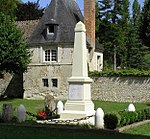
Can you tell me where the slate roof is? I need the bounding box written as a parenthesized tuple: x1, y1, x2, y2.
(16, 20, 39, 40)
(28, 0, 84, 44)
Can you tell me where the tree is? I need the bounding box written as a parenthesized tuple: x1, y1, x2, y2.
(0, 0, 20, 17)
(132, 0, 141, 28)
(126, 22, 148, 69)
(0, 12, 31, 74)
(115, 0, 130, 69)
(97, 0, 130, 70)
(124, 0, 149, 70)
(16, 1, 45, 21)
(139, 0, 150, 48)
(96, 0, 149, 70)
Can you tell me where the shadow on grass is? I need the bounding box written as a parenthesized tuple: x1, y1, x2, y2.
(0, 96, 24, 102)
(0, 124, 149, 139)
(0, 97, 16, 101)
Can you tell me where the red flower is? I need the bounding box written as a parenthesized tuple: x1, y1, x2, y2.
(37, 110, 46, 119)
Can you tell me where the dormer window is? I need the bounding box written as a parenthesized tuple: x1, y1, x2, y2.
(47, 24, 55, 34)
(44, 22, 58, 40)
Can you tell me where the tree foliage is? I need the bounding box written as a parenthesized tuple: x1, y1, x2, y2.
(97, 0, 130, 69)
(139, 0, 150, 48)
(96, 0, 149, 70)
(0, 12, 31, 74)
(0, 0, 20, 17)
(126, 0, 148, 70)
(132, 0, 141, 28)
(16, 1, 45, 21)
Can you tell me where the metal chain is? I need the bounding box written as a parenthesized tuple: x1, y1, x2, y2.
(26, 111, 94, 124)
(26, 111, 37, 118)
(46, 115, 94, 124)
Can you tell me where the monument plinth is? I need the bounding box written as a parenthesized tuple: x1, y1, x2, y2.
(60, 21, 95, 124)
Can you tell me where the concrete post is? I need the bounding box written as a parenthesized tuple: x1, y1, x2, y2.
(128, 103, 136, 112)
(57, 100, 64, 115)
(17, 104, 26, 123)
(95, 108, 104, 129)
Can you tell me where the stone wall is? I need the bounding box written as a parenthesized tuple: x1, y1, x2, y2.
(23, 64, 71, 100)
(91, 76, 150, 102)
(1, 74, 150, 102)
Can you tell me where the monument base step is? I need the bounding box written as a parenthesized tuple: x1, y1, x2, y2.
(64, 100, 94, 111)
(60, 110, 95, 125)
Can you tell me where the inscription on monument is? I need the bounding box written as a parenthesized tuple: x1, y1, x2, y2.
(69, 84, 82, 100)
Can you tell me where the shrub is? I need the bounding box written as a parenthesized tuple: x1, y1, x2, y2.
(118, 111, 138, 126)
(119, 111, 128, 126)
(136, 110, 143, 121)
(104, 108, 150, 129)
(104, 113, 121, 129)
(140, 109, 147, 120)
(128, 112, 138, 124)
(144, 108, 150, 120)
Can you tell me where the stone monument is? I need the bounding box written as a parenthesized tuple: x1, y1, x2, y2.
(60, 21, 95, 124)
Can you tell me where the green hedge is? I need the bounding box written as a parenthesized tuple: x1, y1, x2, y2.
(89, 69, 150, 77)
(104, 108, 150, 129)
(118, 111, 138, 126)
(104, 113, 121, 129)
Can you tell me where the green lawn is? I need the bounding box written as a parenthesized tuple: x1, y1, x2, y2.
(0, 98, 149, 114)
(0, 98, 44, 114)
(0, 99, 149, 139)
(94, 100, 149, 113)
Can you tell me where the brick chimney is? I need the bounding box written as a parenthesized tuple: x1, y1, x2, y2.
(84, 0, 95, 61)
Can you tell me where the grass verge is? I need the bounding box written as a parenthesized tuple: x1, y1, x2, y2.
(124, 122, 150, 136)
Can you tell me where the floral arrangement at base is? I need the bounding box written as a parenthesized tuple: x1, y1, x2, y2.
(36, 109, 60, 120)
(36, 110, 46, 120)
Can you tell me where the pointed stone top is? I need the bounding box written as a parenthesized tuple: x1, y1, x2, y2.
(75, 21, 86, 32)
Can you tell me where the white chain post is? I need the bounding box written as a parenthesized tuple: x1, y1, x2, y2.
(57, 100, 64, 115)
(95, 108, 104, 129)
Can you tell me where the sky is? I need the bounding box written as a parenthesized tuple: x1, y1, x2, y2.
(22, 0, 84, 11)
(22, 0, 144, 13)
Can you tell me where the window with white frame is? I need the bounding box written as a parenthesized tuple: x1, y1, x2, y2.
(44, 49, 57, 62)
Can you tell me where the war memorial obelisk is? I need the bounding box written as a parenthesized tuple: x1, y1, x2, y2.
(60, 21, 95, 124)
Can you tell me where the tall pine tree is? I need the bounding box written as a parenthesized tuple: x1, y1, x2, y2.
(126, 0, 148, 69)
(139, 0, 150, 48)
(132, 0, 141, 28)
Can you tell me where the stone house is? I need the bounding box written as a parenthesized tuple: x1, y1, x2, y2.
(18, 0, 103, 99)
